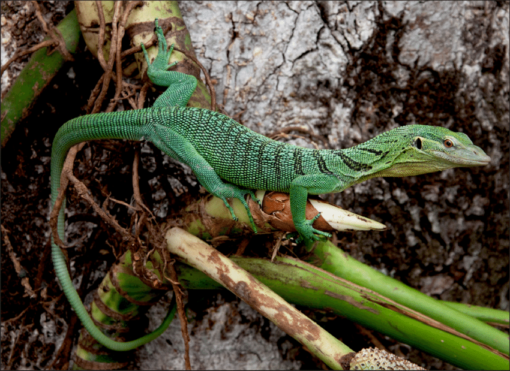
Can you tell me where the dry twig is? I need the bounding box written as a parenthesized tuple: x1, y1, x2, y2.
(165, 263, 192, 370)
(174, 46, 217, 111)
(0, 40, 56, 76)
(32, 1, 73, 61)
(1, 225, 36, 299)
(106, 1, 142, 112)
(91, 1, 122, 113)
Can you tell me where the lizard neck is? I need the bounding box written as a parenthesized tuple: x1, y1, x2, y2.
(324, 129, 429, 190)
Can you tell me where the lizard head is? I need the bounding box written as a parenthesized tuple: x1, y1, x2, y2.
(380, 125, 491, 177)
(407, 125, 490, 165)
(349, 125, 491, 180)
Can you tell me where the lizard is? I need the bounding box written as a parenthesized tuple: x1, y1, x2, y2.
(50, 20, 491, 351)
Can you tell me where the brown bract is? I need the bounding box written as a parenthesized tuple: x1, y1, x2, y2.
(260, 192, 334, 232)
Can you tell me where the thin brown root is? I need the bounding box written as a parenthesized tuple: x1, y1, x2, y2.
(234, 238, 250, 257)
(91, 1, 122, 113)
(66, 172, 134, 243)
(166, 263, 191, 370)
(3, 307, 29, 324)
(49, 143, 86, 248)
(106, 195, 139, 212)
(32, 1, 73, 61)
(1, 225, 37, 298)
(271, 232, 285, 262)
(85, 74, 105, 113)
(121, 88, 139, 110)
(175, 46, 217, 111)
(94, 0, 108, 72)
(137, 82, 151, 109)
(106, 1, 137, 112)
(132, 149, 153, 216)
(0, 40, 56, 76)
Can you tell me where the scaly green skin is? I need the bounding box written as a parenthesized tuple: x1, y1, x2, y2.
(50, 20, 491, 351)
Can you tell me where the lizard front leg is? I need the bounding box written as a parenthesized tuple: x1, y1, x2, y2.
(290, 175, 339, 249)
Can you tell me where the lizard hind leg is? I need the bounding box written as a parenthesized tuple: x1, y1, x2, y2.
(143, 20, 258, 232)
(212, 183, 259, 233)
(149, 126, 259, 233)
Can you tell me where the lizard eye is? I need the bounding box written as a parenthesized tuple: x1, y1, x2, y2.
(444, 139, 454, 148)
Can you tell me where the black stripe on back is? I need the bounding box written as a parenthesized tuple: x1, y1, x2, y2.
(334, 151, 373, 172)
(313, 150, 333, 174)
(257, 141, 271, 188)
(358, 147, 383, 156)
(293, 148, 305, 175)
(358, 147, 390, 161)
(274, 143, 286, 176)
(274, 143, 286, 190)
(232, 128, 248, 181)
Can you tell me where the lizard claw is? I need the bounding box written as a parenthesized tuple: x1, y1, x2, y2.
(247, 190, 261, 206)
(143, 19, 175, 73)
(215, 186, 258, 233)
(293, 213, 332, 248)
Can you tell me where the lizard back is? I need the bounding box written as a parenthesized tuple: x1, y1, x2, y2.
(153, 106, 331, 192)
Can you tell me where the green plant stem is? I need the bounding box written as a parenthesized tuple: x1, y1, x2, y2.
(1, 9, 81, 147)
(165, 228, 352, 369)
(308, 240, 509, 356)
(441, 301, 509, 326)
(171, 255, 508, 370)
(73, 250, 175, 368)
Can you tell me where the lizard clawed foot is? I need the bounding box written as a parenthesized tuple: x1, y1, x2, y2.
(246, 189, 261, 206)
(294, 212, 332, 247)
(215, 185, 259, 233)
(142, 19, 178, 75)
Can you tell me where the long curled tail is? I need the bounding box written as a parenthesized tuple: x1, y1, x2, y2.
(51, 109, 175, 351)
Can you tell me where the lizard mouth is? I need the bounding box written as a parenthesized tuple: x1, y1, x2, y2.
(468, 145, 491, 165)
(469, 157, 491, 165)
(465, 151, 491, 165)
(432, 148, 491, 166)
